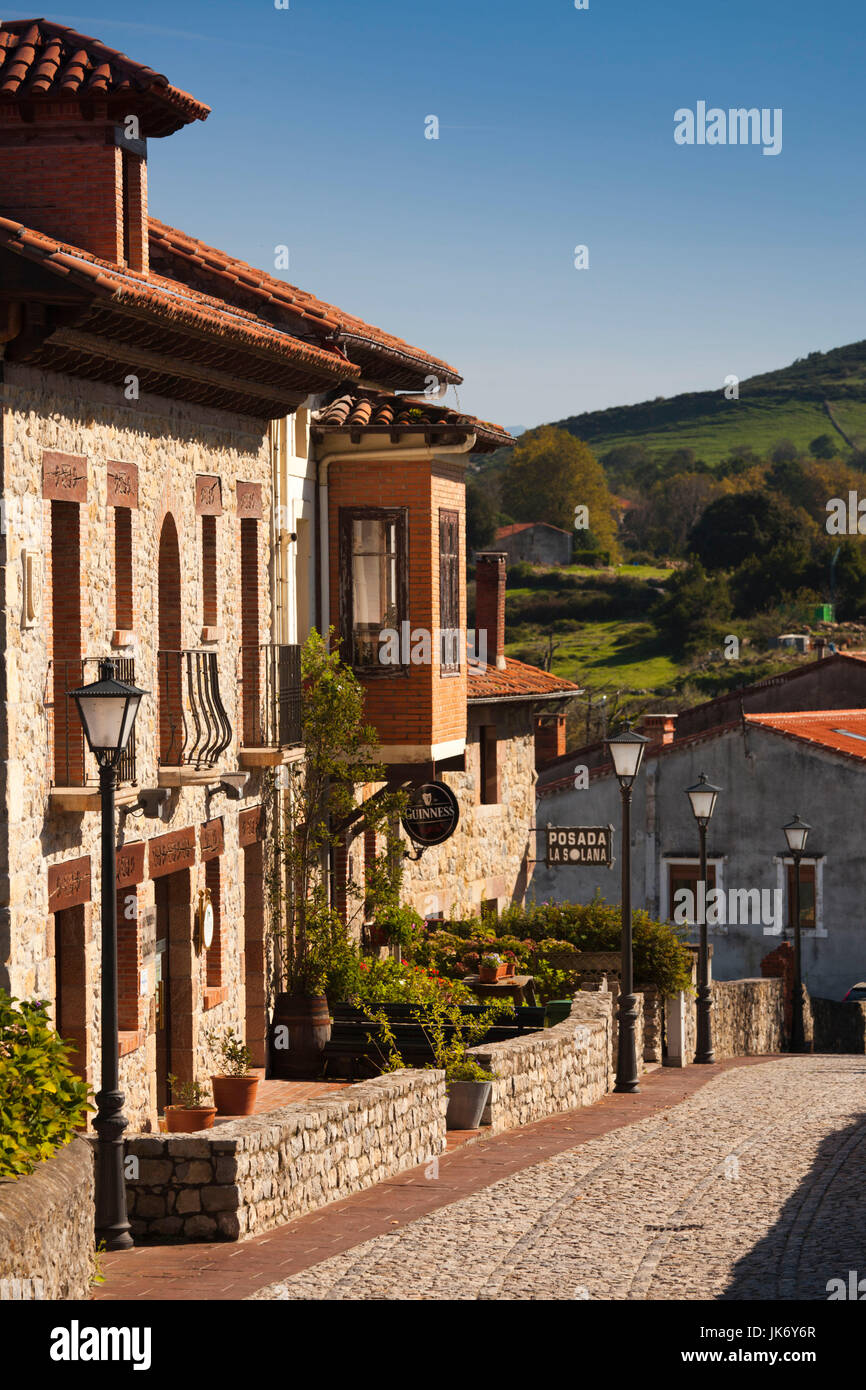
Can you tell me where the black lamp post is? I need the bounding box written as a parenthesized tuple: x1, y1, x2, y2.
(685, 772, 721, 1064)
(606, 722, 649, 1093)
(68, 658, 146, 1252)
(783, 814, 811, 1053)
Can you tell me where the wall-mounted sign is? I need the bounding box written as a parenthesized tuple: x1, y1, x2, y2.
(546, 826, 613, 866)
(401, 782, 460, 848)
(195, 890, 215, 953)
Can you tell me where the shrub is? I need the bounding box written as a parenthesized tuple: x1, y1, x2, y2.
(351, 955, 472, 1006)
(0, 991, 91, 1178)
(498, 898, 693, 996)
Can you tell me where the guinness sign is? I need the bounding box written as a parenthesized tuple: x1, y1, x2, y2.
(401, 781, 460, 848)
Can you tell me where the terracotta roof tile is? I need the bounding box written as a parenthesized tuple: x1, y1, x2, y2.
(148, 219, 462, 385)
(495, 522, 571, 539)
(746, 710, 866, 762)
(0, 19, 210, 135)
(0, 214, 354, 380)
(468, 657, 581, 702)
(312, 387, 513, 452)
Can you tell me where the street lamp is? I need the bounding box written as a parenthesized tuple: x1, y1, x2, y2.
(607, 722, 650, 1093)
(686, 772, 721, 1064)
(783, 814, 811, 1053)
(69, 658, 146, 1252)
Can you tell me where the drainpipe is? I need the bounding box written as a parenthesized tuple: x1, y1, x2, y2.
(315, 434, 477, 639)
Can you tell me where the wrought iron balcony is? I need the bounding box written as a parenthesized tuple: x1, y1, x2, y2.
(157, 648, 232, 771)
(239, 643, 302, 756)
(49, 656, 137, 793)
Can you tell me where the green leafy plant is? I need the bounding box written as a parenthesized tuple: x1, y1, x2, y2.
(0, 990, 91, 1178)
(480, 953, 502, 969)
(269, 629, 407, 997)
(359, 994, 513, 1084)
(352, 956, 472, 1006)
(203, 1026, 253, 1077)
(91, 1240, 107, 1288)
(166, 1075, 211, 1109)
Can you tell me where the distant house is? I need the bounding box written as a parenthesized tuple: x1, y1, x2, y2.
(494, 522, 572, 566)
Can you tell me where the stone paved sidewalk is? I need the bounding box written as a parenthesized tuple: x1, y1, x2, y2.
(251, 1055, 866, 1301)
(96, 1058, 764, 1301)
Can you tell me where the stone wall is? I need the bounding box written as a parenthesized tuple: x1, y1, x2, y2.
(0, 365, 275, 1131)
(712, 978, 786, 1058)
(666, 977, 786, 1064)
(125, 1069, 446, 1242)
(401, 704, 536, 918)
(0, 1136, 94, 1299)
(470, 993, 614, 1134)
(812, 997, 866, 1053)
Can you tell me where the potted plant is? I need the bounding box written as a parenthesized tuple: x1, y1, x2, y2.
(479, 952, 506, 983)
(204, 1026, 259, 1116)
(164, 1076, 216, 1133)
(443, 1057, 495, 1130)
(503, 950, 517, 978)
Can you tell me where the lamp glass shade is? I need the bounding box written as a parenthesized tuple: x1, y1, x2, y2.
(607, 725, 650, 783)
(783, 815, 810, 854)
(686, 773, 721, 823)
(68, 661, 147, 764)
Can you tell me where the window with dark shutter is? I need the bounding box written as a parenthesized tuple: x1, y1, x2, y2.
(480, 724, 499, 804)
(439, 508, 460, 675)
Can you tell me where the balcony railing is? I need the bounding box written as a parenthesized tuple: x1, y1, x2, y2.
(49, 656, 137, 787)
(157, 648, 232, 769)
(240, 643, 302, 748)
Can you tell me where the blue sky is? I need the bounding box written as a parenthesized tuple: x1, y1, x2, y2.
(9, 1, 865, 427)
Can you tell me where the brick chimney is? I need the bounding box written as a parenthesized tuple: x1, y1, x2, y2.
(0, 20, 209, 273)
(638, 713, 677, 747)
(475, 551, 507, 671)
(0, 107, 149, 271)
(535, 713, 566, 767)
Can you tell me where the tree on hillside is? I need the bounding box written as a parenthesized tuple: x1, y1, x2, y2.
(653, 563, 732, 657)
(809, 434, 837, 459)
(500, 426, 619, 559)
(688, 491, 794, 571)
(466, 478, 498, 552)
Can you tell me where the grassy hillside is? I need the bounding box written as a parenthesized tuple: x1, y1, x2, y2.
(544, 340, 866, 466)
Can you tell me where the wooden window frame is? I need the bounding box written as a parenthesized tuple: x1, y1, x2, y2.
(785, 861, 817, 930)
(439, 508, 460, 677)
(339, 506, 409, 677)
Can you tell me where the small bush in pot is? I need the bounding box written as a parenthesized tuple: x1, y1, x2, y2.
(204, 1026, 259, 1116)
(164, 1075, 216, 1133)
(479, 952, 505, 983)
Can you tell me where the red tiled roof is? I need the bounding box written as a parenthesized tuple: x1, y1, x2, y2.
(0, 19, 210, 135)
(0, 215, 355, 381)
(746, 710, 866, 762)
(148, 220, 462, 386)
(495, 522, 570, 539)
(312, 387, 512, 452)
(468, 657, 581, 702)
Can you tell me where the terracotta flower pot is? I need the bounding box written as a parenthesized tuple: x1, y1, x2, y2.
(504, 962, 516, 978)
(211, 1074, 259, 1116)
(479, 966, 498, 983)
(164, 1106, 216, 1133)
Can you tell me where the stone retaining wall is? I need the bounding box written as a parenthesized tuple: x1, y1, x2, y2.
(470, 993, 614, 1134)
(0, 1136, 94, 1299)
(812, 997, 866, 1053)
(712, 978, 786, 1058)
(125, 1069, 446, 1242)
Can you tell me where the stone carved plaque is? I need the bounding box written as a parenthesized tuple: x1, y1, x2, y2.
(48, 855, 91, 912)
(107, 461, 139, 509)
(115, 841, 146, 888)
(195, 474, 223, 516)
(199, 817, 224, 861)
(236, 481, 263, 520)
(238, 804, 266, 846)
(148, 826, 195, 879)
(42, 452, 87, 503)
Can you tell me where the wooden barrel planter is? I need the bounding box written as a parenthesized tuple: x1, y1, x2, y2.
(268, 993, 331, 1079)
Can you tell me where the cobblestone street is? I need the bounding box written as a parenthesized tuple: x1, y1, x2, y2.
(249, 1056, 866, 1301)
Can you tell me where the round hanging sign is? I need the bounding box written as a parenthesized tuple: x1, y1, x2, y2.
(401, 781, 460, 847)
(202, 901, 215, 950)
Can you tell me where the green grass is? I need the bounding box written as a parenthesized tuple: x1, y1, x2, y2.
(510, 620, 680, 692)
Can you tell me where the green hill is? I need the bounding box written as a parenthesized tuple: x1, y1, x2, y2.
(547, 340, 866, 467)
